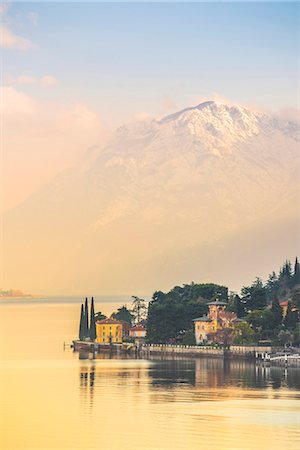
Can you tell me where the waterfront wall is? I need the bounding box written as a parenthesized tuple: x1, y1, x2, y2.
(228, 345, 272, 357)
(142, 344, 224, 357)
(142, 344, 276, 359)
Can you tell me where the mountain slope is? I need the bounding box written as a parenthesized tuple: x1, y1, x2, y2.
(3, 101, 300, 294)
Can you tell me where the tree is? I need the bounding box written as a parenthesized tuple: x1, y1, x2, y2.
(279, 260, 293, 290)
(293, 257, 300, 286)
(84, 297, 89, 338)
(181, 329, 196, 346)
(266, 271, 279, 301)
(270, 298, 283, 328)
(246, 309, 274, 339)
(241, 278, 267, 311)
(95, 311, 107, 321)
(89, 297, 96, 341)
(111, 305, 134, 325)
(146, 282, 225, 343)
(234, 294, 245, 318)
(277, 329, 294, 346)
(132, 296, 147, 323)
(79, 304, 85, 341)
(284, 302, 298, 329)
(233, 322, 254, 344)
(291, 286, 300, 309)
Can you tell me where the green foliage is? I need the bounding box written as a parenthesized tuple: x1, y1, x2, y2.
(79, 304, 85, 341)
(111, 305, 134, 325)
(291, 287, 300, 309)
(94, 311, 107, 321)
(294, 257, 300, 286)
(278, 260, 293, 293)
(232, 322, 254, 344)
(84, 297, 89, 337)
(284, 302, 298, 329)
(147, 282, 227, 343)
(270, 298, 283, 328)
(89, 297, 96, 341)
(232, 294, 245, 318)
(181, 329, 196, 345)
(266, 271, 279, 300)
(293, 325, 300, 346)
(246, 309, 275, 339)
(137, 258, 300, 345)
(277, 329, 294, 346)
(241, 278, 267, 311)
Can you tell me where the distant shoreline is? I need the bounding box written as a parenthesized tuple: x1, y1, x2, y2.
(0, 295, 34, 299)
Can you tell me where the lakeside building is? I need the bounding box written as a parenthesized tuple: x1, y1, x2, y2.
(129, 324, 147, 344)
(129, 325, 146, 338)
(279, 300, 298, 318)
(96, 318, 123, 344)
(193, 300, 238, 344)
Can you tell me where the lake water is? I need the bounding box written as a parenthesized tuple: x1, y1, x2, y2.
(0, 300, 299, 449)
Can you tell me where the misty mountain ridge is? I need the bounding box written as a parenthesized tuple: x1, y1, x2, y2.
(3, 101, 300, 294)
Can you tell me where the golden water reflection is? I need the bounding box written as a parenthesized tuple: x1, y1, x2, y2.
(0, 303, 299, 450)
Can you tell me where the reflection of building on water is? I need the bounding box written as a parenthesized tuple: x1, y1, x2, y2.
(77, 352, 300, 399)
(194, 358, 300, 390)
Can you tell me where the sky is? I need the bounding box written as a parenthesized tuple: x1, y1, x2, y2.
(1, 1, 299, 210)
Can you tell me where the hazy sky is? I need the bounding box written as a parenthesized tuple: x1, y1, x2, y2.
(2, 1, 298, 211)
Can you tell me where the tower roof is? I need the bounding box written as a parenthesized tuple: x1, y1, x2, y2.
(207, 300, 227, 306)
(192, 316, 212, 322)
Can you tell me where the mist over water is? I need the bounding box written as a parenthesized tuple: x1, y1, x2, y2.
(0, 302, 299, 450)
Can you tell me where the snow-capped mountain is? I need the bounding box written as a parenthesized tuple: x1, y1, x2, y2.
(3, 101, 300, 294)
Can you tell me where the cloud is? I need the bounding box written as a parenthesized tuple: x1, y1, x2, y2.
(1, 85, 36, 115)
(15, 75, 36, 85)
(192, 93, 233, 107)
(39, 75, 59, 87)
(275, 107, 300, 123)
(1, 86, 108, 211)
(15, 75, 59, 87)
(0, 4, 36, 51)
(0, 24, 35, 50)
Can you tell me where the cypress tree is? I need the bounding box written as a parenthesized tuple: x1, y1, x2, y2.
(293, 257, 300, 286)
(84, 297, 89, 339)
(284, 301, 298, 329)
(79, 304, 85, 341)
(89, 297, 96, 341)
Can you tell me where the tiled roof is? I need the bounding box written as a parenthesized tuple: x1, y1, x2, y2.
(96, 318, 122, 325)
(130, 325, 146, 331)
(207, 300, 227, 306)
(279, 300, 288, 306)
